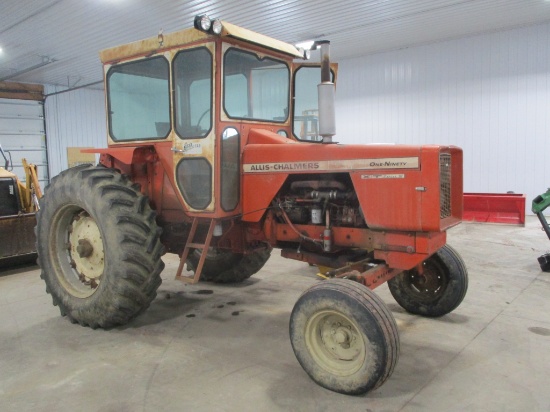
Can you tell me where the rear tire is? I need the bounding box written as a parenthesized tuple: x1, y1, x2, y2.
(36, 165, 164, 328)
(289, 279, 399, 395)
(186, 247, 271, 283)
(387, 244, 468, 317)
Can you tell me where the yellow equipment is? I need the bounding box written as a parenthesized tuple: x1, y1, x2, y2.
(0, 147, 42, 266)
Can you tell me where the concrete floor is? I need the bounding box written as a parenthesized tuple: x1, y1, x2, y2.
(1, 217, 550, 411)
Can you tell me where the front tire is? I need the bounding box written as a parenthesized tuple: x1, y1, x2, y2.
(387, 244, 468, 317)
(36, 165, 164, 328)
(289, 279, 399, 395)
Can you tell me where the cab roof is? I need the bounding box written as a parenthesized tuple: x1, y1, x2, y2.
(99, 21, 304, 64)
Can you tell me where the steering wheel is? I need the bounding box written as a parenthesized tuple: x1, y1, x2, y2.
(195, 108, 211, 131)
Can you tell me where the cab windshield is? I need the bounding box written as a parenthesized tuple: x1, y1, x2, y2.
(223, 48, 289, 123)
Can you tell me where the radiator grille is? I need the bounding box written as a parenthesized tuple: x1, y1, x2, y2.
(440, 153, 452, 219)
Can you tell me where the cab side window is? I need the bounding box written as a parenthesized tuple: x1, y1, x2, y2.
(173, 47, 213, 139)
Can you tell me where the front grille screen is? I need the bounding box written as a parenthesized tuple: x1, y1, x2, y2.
(440, 153, 452, 219)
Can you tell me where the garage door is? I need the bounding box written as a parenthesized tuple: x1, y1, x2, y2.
(0, 97, 48, 188)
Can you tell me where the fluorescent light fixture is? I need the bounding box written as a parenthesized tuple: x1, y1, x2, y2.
(0, 47, 3, 55)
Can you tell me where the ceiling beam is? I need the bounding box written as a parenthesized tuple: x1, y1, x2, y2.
(0, 81, 44, 101)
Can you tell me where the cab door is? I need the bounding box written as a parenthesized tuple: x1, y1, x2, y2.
(292, 63, 338, 142)
(171, 43, 217, 213)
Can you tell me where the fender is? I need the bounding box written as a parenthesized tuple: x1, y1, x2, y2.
(81, 146, 157, 165)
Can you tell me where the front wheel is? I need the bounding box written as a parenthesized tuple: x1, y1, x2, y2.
(387, 244, 468, 317)
(289, 279, 399, 395)
(36, 165, 164, 328)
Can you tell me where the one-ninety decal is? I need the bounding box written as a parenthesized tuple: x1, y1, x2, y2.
(243, 157, 419, 173)
(184, 142, 203, 154)
(361, 174, 405, 179)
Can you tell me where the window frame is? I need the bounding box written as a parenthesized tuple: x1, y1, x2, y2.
(172, 46, 214, 140)
(106, 55, 171, 142)
(175, 157, 213, 210)
(292, 65, 336, 142)
(222, 47, 290, 124)
(220, 127, 241, 211)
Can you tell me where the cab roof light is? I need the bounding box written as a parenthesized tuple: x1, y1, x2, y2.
(194, 15, 223, 35)
(211, 19, 223, 35)
(194, 15, 212, 32)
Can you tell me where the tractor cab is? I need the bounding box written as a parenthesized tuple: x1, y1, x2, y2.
(98, 17, 335, 219)
(0, 146, 26, 217)
(0, 167, 22, 217)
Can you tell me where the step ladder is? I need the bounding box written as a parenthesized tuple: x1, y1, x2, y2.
(175, 218, 217, 284)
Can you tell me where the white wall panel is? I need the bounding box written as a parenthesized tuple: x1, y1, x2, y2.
(0, 98, 48, 186)
(336, 22, 550, 214)
(44, 85, 106, 179)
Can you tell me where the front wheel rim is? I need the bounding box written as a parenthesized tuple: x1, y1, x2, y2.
(403, 260, 448, 302)
(305, 310, 366, 376)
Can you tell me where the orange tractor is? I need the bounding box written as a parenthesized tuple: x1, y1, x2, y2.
(36, 16, 467, 395)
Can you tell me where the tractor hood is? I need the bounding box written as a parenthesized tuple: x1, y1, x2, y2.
(242, 135, 463, 233)
(243, 132, 423, 175)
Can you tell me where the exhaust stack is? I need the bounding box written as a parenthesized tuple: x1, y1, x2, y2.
(316, 40, 336, 143)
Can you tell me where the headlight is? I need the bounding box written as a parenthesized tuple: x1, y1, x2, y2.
(194, 15, 223, 35)
(194, 15, 212, 32)
(211, 19, 223, 35)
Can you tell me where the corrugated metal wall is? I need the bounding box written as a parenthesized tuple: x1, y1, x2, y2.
(336, 21, 550, 213)
(44, 85, 106, 179)
(0, 98, 48, 186)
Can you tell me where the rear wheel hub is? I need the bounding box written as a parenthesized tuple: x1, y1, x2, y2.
(68, 211, 104, 291)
